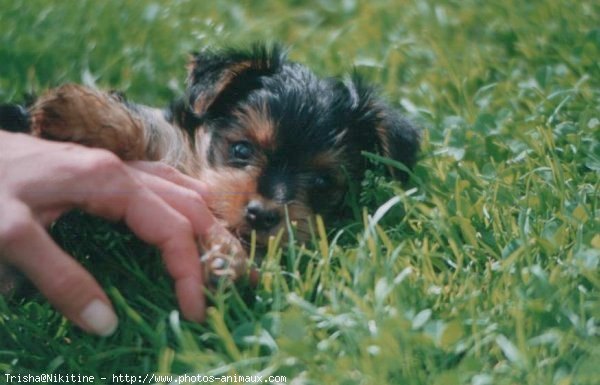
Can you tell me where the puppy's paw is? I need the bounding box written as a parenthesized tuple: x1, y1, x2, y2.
(199, 226, 249, 288)
(29, 84, 145, 160)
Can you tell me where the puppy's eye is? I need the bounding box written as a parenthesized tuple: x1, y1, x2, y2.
(229, 141, 254, 165)
(312, 174, 332, 191)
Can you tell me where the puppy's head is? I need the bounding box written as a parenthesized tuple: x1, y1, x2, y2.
(181, 45, 419, 246)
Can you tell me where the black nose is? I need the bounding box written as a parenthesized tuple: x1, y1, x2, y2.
(245, 200, 281, 231)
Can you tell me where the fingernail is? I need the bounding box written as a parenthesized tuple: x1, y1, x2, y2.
(80, 299, 118, 336)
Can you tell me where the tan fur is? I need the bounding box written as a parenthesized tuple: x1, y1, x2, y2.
(235, 104, 275, 151)
(30, 84, 196, 171)
(30, 85, 146, 160)
(198, 165, 315, 247)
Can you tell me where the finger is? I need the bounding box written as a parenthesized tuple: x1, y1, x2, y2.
(127, 167, 248, 279)
(7, 143, 206, 322)
(126, 165, 220, 238)
(127, 161, 209, 196)
(1, 203, 117, 336)
(34, 151, 206, 321)
(100, 184, 206, 322)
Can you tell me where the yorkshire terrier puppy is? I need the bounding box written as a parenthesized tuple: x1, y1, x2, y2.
(0, 44, 420, 285)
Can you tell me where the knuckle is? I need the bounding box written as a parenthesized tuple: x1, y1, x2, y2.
(173, 216, 193, 236)
(44, 270, 74, 298)
(160, 215, 194, 247)
(84, 150, 123, 175)
(157, 163, 179, 178)
(159, 164, 189, 186)
(0, 208, 34, 251)
(44, 268, 87, 301)
(184, 189, 206, 207)
(58, 142, 82, 152)
(149, 162, 191, 185)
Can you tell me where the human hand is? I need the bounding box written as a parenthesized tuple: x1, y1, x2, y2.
(0, 131, 240, 336)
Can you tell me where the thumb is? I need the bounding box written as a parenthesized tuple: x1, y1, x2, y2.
(1, 204, 118, 336)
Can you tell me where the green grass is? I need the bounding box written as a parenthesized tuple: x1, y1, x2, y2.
(1, 1, 599, 384)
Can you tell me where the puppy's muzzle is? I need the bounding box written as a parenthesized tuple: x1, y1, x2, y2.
(244, 199, 281, 232)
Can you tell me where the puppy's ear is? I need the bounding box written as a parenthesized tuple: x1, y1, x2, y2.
(186, 44, 284, 118)
(344, 73, 420, 182)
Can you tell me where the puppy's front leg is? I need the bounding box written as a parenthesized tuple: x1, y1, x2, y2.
(29, 84, 196, 172)
(30, 84, 147, 160)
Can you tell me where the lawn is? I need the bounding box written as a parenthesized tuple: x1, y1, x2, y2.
(1, 1, 599, 384)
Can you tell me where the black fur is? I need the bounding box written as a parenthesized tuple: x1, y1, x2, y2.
(0, 44, 420, 227)
(176, 44, 420, 195)
(0, 104, 29, 133)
